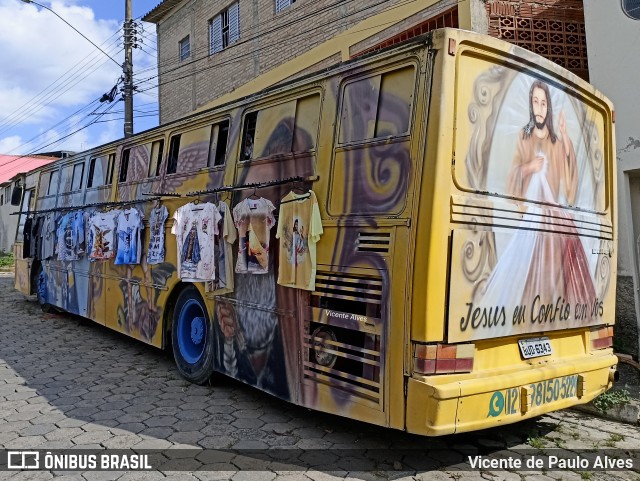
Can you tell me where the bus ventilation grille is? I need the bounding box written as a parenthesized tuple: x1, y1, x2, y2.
(305, 272, 383, 405)
(356, 232, 391, 254)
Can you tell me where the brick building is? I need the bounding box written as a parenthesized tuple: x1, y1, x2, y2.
(143, 0, 589, 124)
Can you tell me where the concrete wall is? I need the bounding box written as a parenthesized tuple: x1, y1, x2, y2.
(584, 0, 640, 358)
(0, 184, 18, 254)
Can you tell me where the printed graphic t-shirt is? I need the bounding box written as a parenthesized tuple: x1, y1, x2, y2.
(56, 211, 84, 261)
(207, 200, 237, 294)
(115, 208, 144, 265)
(41, 213, 56, 260)
(233, 197, 275, 275)
(147, 206, 168, 265)
(171, 202, 221, 282)
(276, 190, 323, 291)
(88, 210, 119, 261)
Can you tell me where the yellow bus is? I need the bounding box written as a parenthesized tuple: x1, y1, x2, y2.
(13, 28, 617, 436)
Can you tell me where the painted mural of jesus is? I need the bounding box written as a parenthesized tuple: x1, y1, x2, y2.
(477, 79, 595, 322)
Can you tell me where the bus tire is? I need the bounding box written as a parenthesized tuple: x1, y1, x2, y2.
(171, 285, 215, 384)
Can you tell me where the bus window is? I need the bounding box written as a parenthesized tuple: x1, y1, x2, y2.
(106, 153, 116, 185)
(38, 171, 51, 197)
(293, 94, 320, 152)
(47, 170, 59, 196)
(119, 149, 131, 183)
(241, 94, 319, 161)
(208, 120, 229, 167)
(87, 158, 97, 188)
(71, 162, 84, 191)
(339, 66, 415, 143)
(241, 112, 257, 160)
(166, 135, 181, 174)
(127, 145, 151, 182)
(149, 139, 164, 177)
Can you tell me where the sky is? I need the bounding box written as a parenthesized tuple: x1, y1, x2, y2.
(0, 0, 161, 156)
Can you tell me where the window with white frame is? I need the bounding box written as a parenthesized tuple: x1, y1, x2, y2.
(275, 0, 296, 13)
(179, 35, 190, 61)
(209, 2, 240, 55)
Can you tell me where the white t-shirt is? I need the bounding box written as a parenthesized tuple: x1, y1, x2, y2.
(115, 208, 144, 265)
(147, 206, 168, 265)
(88, 210, 119, 261)
(171, 202, 222, 282)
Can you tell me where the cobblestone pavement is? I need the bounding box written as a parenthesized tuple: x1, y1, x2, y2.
(0, 274, 639, 481)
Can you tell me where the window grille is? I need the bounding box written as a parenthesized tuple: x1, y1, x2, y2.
(276, 0, 296, 13)
(179, 35, 190, 61)
(209, 2, 239, 55)
(486, 2, 589, 80)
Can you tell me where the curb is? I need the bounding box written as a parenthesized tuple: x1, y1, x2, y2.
(572, 400, 640, 425)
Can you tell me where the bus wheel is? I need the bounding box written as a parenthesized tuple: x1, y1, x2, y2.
(171, 285, 215, 384)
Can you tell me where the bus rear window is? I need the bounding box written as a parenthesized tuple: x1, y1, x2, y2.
(455, 55, 607, 213)
(339, 66, 415, 144)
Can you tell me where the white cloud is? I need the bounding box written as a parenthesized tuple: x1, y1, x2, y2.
(0, 135, 23, 153)
(0, 1, 159, 155)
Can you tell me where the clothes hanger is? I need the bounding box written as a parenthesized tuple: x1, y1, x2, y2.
(248, 186, 260, 200)
(192, 198, 204, 211)
(292, 180, 308, 194)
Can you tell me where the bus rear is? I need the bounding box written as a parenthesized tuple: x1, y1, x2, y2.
(408, 29, 617, 435)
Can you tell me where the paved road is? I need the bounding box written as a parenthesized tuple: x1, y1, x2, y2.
(0, 274, 638, 481)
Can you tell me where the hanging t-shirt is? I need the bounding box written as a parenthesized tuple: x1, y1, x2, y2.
(171, 202, 221, 282)
(207, 200, 237, 293)
(56, 211, 84, 261)
(233, 197, 275, 275)
(88, 210, 119, 261)
(73, 210, 86, 256)
(276, 190, 323, 291)
(41, 213, 56, 260)
(115, 208, 144, 265)
(147, 206, 168, 265)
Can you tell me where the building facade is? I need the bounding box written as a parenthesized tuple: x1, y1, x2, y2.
(144, 0, 589, 123)
(584, 0, 640, 358)
(0, 155, 58, 254)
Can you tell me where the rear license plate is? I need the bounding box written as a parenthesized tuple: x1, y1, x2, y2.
(518, 337, 552, 359)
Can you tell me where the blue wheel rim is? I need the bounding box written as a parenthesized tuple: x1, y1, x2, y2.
(177, 299, 207, 364)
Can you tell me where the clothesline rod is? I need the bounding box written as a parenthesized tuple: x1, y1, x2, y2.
(185, 175, 320, 198)
(142, 192, 182, 198)
(11, 197, 161, 216)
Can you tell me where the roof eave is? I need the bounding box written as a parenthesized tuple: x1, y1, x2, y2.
(142, 0, 186, 23)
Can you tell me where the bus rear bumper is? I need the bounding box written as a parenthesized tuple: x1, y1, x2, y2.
(405, 351, 618, 436)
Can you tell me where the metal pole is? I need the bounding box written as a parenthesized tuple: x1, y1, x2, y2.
(123, 0, 134, 138)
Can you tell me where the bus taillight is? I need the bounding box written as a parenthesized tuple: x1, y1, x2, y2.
(590, 326, 613, 350)
(413, 343, 474, 375)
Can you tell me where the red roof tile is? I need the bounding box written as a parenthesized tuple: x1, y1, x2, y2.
(0, 155, 58, 185)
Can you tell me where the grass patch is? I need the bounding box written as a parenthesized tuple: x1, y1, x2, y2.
(604, 433, 625, 447)
(580, 472, 593, 480)
(527, 435, 545, 449)
(0, 251, 14, 269)
(592, 389, 631, 413)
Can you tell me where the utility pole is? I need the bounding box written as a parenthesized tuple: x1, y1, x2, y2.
(123, 0, 134, 138)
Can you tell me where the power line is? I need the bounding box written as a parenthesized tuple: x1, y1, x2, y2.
(0, 37, 124, 136)
(21, 0, 121, 67)
(134, 0, 433, 95)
